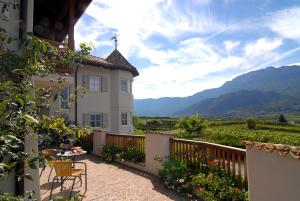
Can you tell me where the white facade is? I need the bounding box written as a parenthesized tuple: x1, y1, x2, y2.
(74, 62, 136, 134)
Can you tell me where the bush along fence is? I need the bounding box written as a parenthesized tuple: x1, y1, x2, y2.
(137, 120, 177, 131)
(170, 138, 248, 189)
(103, 133, 145, 163)
(93, 130, 248, 200)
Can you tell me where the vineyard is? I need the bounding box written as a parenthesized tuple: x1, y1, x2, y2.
(134, 116, 300, 148)
(194, 124, 300, 148)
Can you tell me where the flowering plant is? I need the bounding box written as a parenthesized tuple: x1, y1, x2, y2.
(208, 159, 218, 166)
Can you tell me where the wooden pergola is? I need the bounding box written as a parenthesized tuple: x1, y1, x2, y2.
(32, 0, 92, 50)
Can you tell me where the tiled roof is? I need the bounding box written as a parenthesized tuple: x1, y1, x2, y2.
(83, 50, 139, 77)
(85, 55, 111, 65)
(243, 141, 300, 159)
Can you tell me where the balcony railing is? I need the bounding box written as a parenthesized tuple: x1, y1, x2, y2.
(170, 138, 248, 188)
(39, 37, 69, 49)
(106, 134, 145, 154)
(106, 133, 146, 163)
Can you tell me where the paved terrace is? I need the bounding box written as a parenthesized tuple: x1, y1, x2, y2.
(40, 154, 184, 201)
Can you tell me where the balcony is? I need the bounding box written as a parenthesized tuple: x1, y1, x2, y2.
(38, 37, 71, 74)
(33, 74, 73, 94)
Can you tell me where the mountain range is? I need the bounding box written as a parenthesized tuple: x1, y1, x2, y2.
(134, 65, 300, 117)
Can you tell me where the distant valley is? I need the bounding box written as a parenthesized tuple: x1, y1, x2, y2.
(134, 65, 300, 117)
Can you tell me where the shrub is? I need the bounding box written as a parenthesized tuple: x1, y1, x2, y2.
(246, 117, 256, 129)
(102, 145, 121, 162)
(278, 114, 288, 123)
(159, 159, 189, 190)
(102, 145, 145, 163)
(176, 115, 207, 134)
(159, 158, 248, 200)
(120, 147, 145, 163)
(133, 115, 142, 128)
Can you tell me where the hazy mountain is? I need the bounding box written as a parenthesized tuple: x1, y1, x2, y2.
(134, 65, 300, 117)
(177, 90, 297, 116)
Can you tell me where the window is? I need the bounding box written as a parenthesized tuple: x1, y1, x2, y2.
(60, 87, 69, 109)
(83, 113, 108, 128)
(89, 76, 100, 92)
(90, 114, 101, 127)
(121, 79, 128, 92)
(121, 112, 128, 126)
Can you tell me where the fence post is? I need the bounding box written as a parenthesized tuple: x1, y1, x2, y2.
(144, 131, 176, 176)
(92, 129, 107, 157)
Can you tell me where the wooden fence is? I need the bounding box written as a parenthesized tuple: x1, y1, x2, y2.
(106, 134, 145, 152)
(170, 138, 247, 188)
(106, 134, 145, 160)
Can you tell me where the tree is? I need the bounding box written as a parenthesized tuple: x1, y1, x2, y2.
(0, 28, 92, 199)
(278, 114, 288, 123)
(176, 114, 207, 134)
(246, 117, 256, 129)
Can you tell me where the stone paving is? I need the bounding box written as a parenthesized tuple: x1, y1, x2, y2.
(40, 154, 185, 201)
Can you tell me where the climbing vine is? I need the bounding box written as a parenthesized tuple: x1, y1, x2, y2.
(0, 27, 92, 200)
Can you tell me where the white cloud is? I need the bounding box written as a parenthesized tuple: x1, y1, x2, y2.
(133, 38, 245, 98)
(287, 62, 300, 66)
(78, 0, 225, 56)
(75, 1, 300, 99)
(191, 0, 211, 5)
(74, 19, 113, 50)
(223, 40, 240, 52)
(267, 6, 300, 41)
(255, 46, 300, 70)
(244, 38, 282, 58)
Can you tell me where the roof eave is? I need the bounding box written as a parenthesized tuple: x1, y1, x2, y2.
(82, 60, 139, 77)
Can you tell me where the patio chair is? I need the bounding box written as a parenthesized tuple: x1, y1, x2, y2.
(40, 149, 56, 182)
(49, 160, 87, 200)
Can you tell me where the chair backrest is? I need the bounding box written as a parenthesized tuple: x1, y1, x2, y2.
(42, 149, 54, 157)
(52, 160, 72, 176)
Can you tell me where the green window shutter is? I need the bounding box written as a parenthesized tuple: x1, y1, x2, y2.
(101, 77, 108, 92)
(103, 113, 108, 128)
(83, 113, 90, 126)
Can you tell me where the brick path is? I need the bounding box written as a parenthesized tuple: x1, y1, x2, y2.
(40, 154, 185, 201)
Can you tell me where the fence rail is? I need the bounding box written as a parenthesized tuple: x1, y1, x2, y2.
(106, 133, 145, 155)
(170, 138, 247, 188)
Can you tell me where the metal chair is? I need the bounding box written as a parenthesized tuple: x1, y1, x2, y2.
(49, 160, 87, 199)
(40, 149, 56, 182)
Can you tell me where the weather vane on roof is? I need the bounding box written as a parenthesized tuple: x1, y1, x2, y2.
(111, 33, 119, 50)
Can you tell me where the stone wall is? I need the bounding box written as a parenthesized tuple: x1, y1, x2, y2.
(92, 130, 175, 176)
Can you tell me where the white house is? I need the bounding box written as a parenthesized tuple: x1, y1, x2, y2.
(0, 0, 138, 198)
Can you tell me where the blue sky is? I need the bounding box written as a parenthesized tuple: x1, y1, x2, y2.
(75, 0, 300, 99)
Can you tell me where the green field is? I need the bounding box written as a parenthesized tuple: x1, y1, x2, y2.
(258, 113, 300, 123)
(193, 124, 300, 148)
(134, 116, 300, 148)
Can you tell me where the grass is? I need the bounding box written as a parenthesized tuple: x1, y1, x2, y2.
(134, 129, 144, 135)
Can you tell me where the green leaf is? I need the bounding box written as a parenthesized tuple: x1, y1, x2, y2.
(23, 114, 39, 124)
(15, 97, 24, 107)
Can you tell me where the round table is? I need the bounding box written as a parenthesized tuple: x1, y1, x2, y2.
(57, 150, 87, 161)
